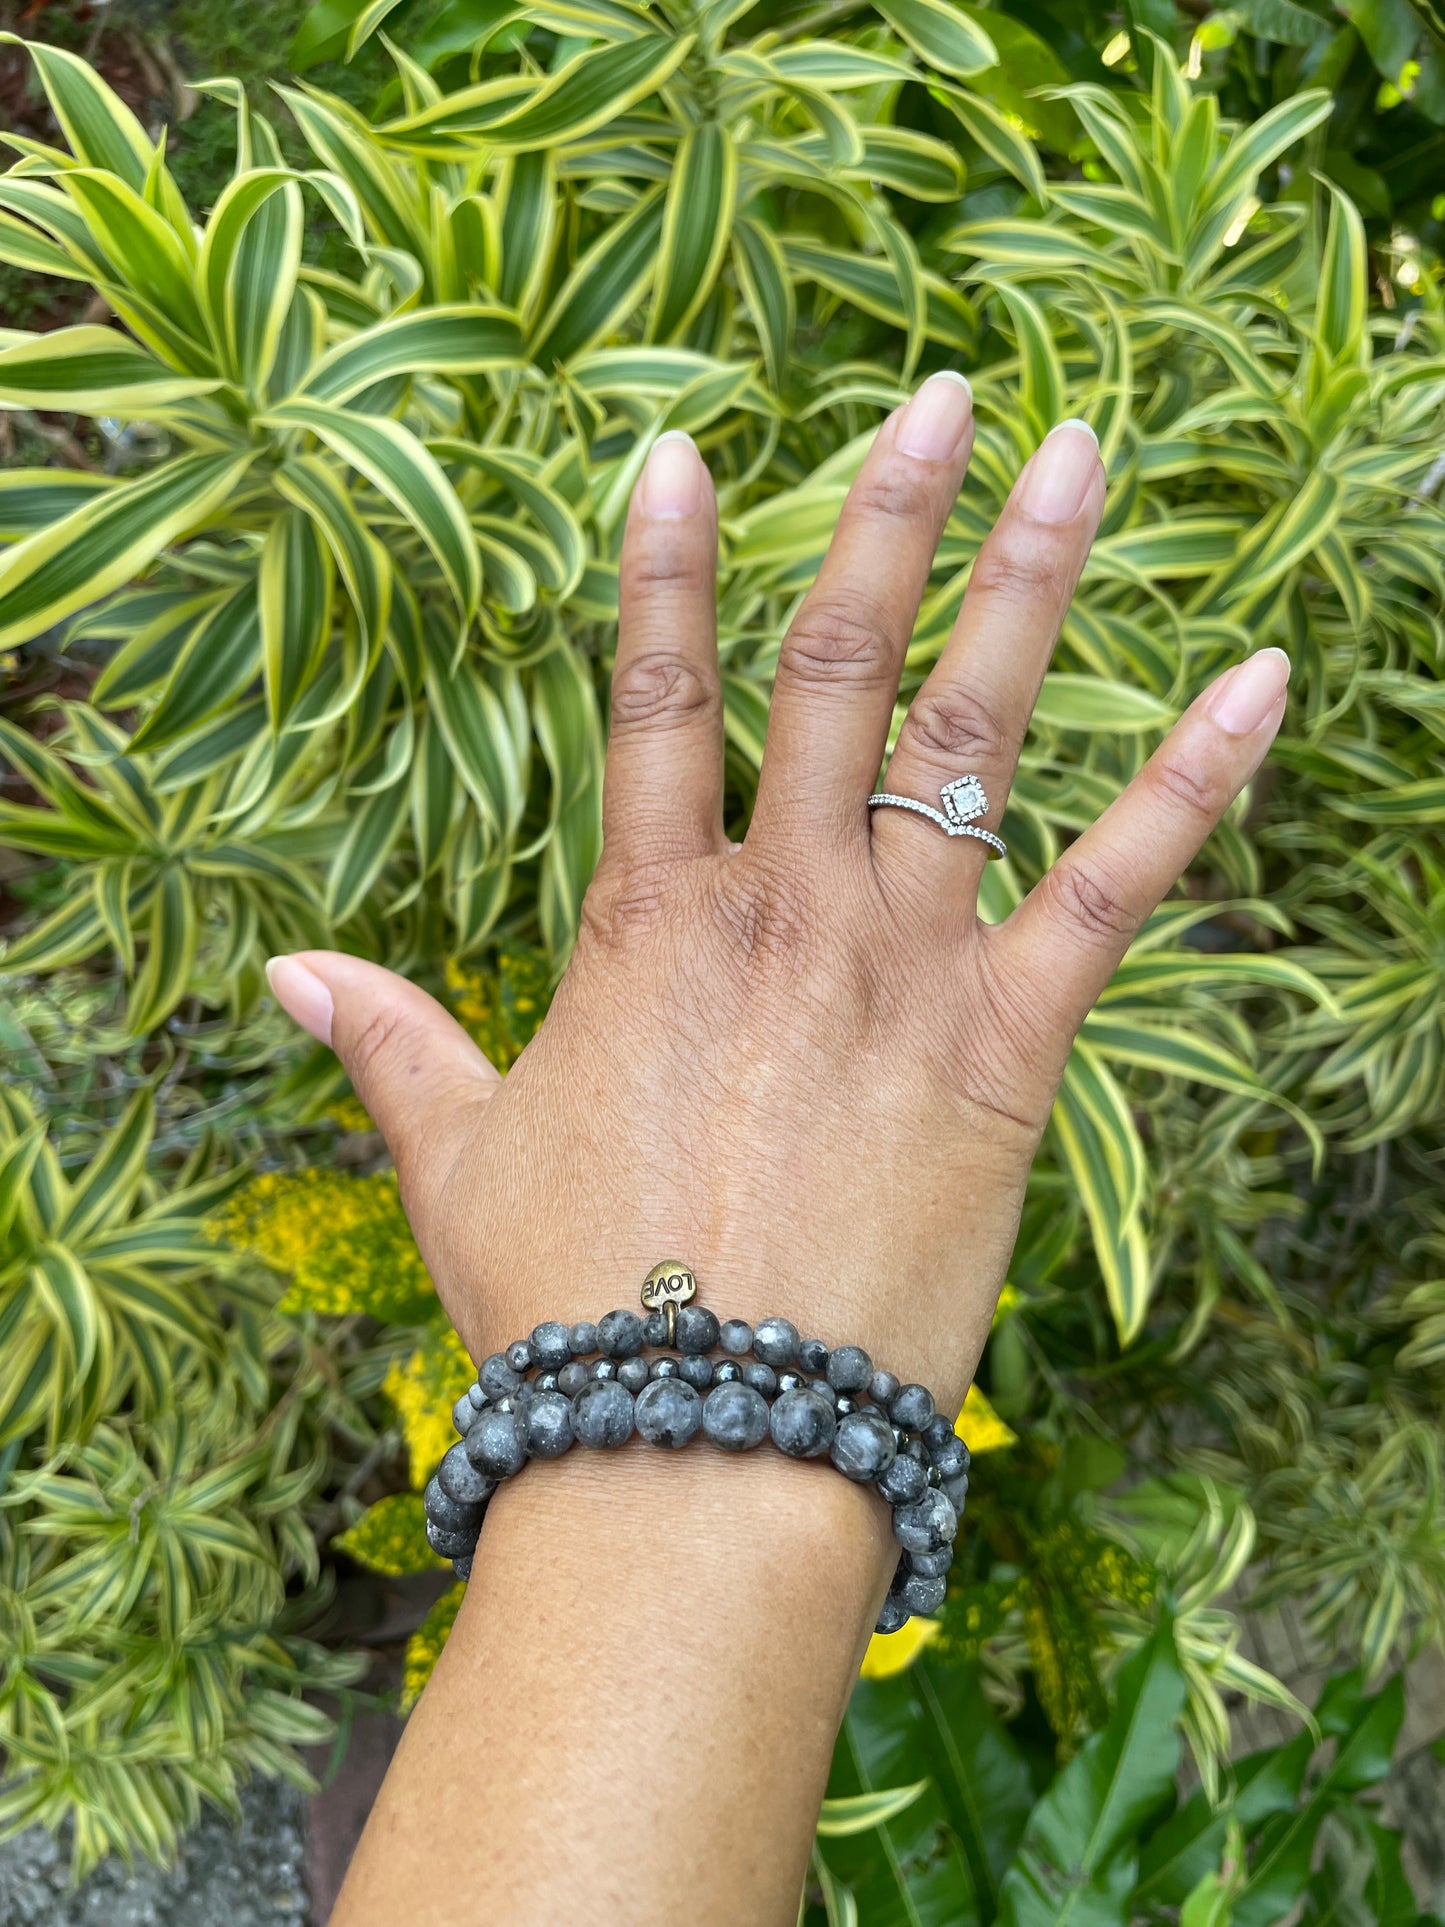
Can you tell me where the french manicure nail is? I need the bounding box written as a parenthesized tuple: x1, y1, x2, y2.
(1017, 418, 1101, 523)
(265, 955, 334, 1047)
(1207, 647, 1292, 735)
(896, 370, 974, 462)
(640, 429, 702, 518)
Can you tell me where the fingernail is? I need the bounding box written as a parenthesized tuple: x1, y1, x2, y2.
(640, 429, 702, 518)
(1206, 647, 1292, 735)
(1017, 419, 1101, 523)
(265, 955, 333, 1046)
(896, 370, 974, 462)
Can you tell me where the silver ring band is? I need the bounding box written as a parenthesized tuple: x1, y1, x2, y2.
(867, 773, 1007, 860)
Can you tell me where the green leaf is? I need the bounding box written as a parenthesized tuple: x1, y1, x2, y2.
(60, 1089, 155, 1247)
(302, 304, 526, 403)
(127, 584, 263, 752)
(531, 186, 666, 367)
(328, 770, 411, 921)
(1, 35, 153, 189)
(649, 122, 737, 344)
(1315, 182, 1367, 367)
(877, 0, 998, 76)
(733, 216, 794, 391)
(0, 326, 220, 412)
(260, 509, 334, 731)
(816, 1781, 930, 1837)
(1031, 675, 1175, 732)
(125, 866, 198, 1036)
(197, 168, 303, 395)
(1052, 1044, 1151, 1346)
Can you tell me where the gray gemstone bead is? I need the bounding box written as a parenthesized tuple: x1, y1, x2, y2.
(452, 1395, 477, 1438)
(930, 1434, 968, 1480)
(570, 1378, 635, 1447)
(903, 1436, 928, 1461)
(891, 1384, 935, 1432)
(526, 1390, 575, 1459)
(942, 1471, 970, 1512)
(505, 1339, 532, 1373)
(796, 1337, 829, 1374)
(922, 1412, 955, 1453)
(702, 1381, 769, 1451)
(424, 1475, 483, 1536)
(741, 1360, 777, 1396)
(558, 1360, 589, 1398)
(875, 1456, 929, 1507)
(807, 1378, 831, 1401)
(642, 1310, 669, 1347)
(479, 1352, 521, 1400)
(713, 1359, 741, 1384)
(719, 1318, 753, 1356)
(597, 1308, 644, 1358)
(893, 1488, 958, 1554)
(618, 1355, 651, 1393)
(438, 1442, 496, 1507)
(675, 1304, 721, 1355)
(426, 1517, 479, 1560)
(679, 1354, 713, 1391)
(907, 1546, 954, 1579)
(770, 1388, 837, 1460)
(464, 1405, 529, 1479)
(827, 1345, 873, 1393)
(752, 1317, 799, 1367)
(870, 1370, 901, 1406)
(534, 1371, 559, 1394)
(875, 1596, 909, 1635)
(897, 1571, 947, 1617)
(591, 1357, 619, 1381)
(634, 1376, 703, 1448)
(569, 1320, 599, 1356)
(831, 1408, 897, 1482)
(467, 1382, 487, 1409)
(529, 1321, 572, 1372)
(650, 1355, 680, 1379)
(453, 1552, 473, 1581)
(776, 1372, 804, 1396)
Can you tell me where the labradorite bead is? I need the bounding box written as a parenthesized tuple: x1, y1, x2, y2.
(530, 1321, 572, 1372)
(679, 1354, 713, 1391)
(776, 1372, 804, 1396)
(807, 1378, 831, 1401)
(922, 1413, 955, 1453)
(891, 1384, 935, 1432)
(570, 1377, 635, 1447)
(424, 1475, 483, 1536)
(568, 1320, 599, 1357)
(826, 1345, 872, 1393)
(713, 1359, 742, 1384)
(875, 1456, 928, 1507)
(479, 1353, 521, 1400)
(505, 1339, 532, 1373)
(467, 1383, 487, 1409)
(642, 1310, 669, 1347)
(675, 1304, 721, 1355)
(831, 1408, 896, 1483)
(453, 1552, 473, 1581)
(426, 1517, 478, 1560)
(942, 1471, 970, 1513)
(796, 1337, 829, 1375)
(769, 1388, 837, 1459)
(892, 1488, 957, 1554)
(898, 1571, 947, 1617)
(907, 1546, 954, 1579)
(526, 1390, 575, 1459)
(598, 1309, 644, 1358)
(741, 1361, 777, 1397)
(558, 1361, 589, 1398)
(650, 1356, 680, 1379)
(930, 1434, 968, 1480)
(875, 1596, 908, 1635)
(591, 1357, 619, 1381)
(902, 1437, 928, 1462)
(452, 1396, 477, 1437)
(464, 1405, 529, 1479)
(870, 1370, 901, 1406)
(534, 1371, 559, 1395)
(634, 1376, 703, 1448)
(438, 1442, 495, 1507)
(702, 1381, 769, 1451)
(618, 1355, 651, 1393)
(719, 1319, 753, 1356)
(752, 1317, 799, 1368)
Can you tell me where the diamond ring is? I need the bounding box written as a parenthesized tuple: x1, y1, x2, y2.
(866, 774, 1007, 859)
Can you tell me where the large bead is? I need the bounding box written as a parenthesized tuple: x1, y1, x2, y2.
(906, 1546, 953, 1579)
(526, 1391, 575, 1459)
(922, 1413, 956, 1454)
(942, 1470, 970, 1513)
(642, 1310, 669, 1347)
(929, 1433, 969, 1480)
(597, 1309, 644, 1358)
(452, 1395, 477, 1438)
(464, 1404, 529, 1479)
(570, 1378, 635, 1447)
(719, 1319, 753, 1356)
(478, 1352, 521, 1400)
(438, 1442, 495, 1507)
(634, 1377, 703, 1448)
(796, 1337, 829, 1375)
(702, 1381, 769, 1451)
(426, 1517, 479, 1560)
(675, 1304, 721, 1355)
(891, 1384, 935, 1432)
(831, 1408, 896, 1483)
(558, 1360, 589, 1398)
(742, 1360, 777, 1397)
(568, 1320, 598, 1356)
(875, 1596, 909, 1635)
(751, 1317, 799, 1368)
(870, 1369, 901, 1406)
(769, 1388, 837, 1460)
(875, 1455, 929, 1508)
(424, 1475, 483, 1536)
(897, 1571, 947, 1617)
(529, 1321, 573, 1372)
(505, 1339, 532, 1373)
(892, 1488, 957, 1555)
(826, 1345, 873, 1394)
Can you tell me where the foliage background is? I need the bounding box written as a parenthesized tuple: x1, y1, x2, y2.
(0, 0, 1442, 1915)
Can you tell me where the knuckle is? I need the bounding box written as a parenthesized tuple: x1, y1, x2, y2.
(1148, 752, 1225, 827)
(625, 544, 714, 598)
(968, 538, 1065, 611)
(579, 865, 673, 950)
(1039, 857, 1141, 947)
(848, 463, 938, 526)
(903, 681, 1012, 771)
(780, 592, 897, 690)
(710, 863, 812, 971)
(610, 653, 717, 735)
(347, 1001, 411, 1092)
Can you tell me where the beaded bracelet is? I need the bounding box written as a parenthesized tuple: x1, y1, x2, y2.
(421, 1262, 969, 1634)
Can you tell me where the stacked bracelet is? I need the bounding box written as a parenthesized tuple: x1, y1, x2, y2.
(422, 1262, 969, 1634)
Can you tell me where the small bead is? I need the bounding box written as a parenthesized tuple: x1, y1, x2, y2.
(453, 1552, 473, 1582)
(679, 1354, 713, 1391)
(597, 1309, 644, 1358)
(876, 1457, 928, 1507)
(529, 1321, 572, 1372)
(570, 1378, 635, 1448)
(891, 1384, 935, 1432)
(902, 1437, 928, 1462)
(834, 1396, 857, 1418)
(650, 1355, 680, 1379)
(675, 1304, 721, 1355)
(702, 1381, 769, 1451)
(438, 1442, 495, 1507)
(558, 1360, 589, 1398)
(831, 1409, 897, 1483)
(906, 1546, 954, 1579)
(464, 1405, 529, 1479)
(942, 1470, 970, 1513)
(719, 1318, 753, 1356)
(591, 1357, 619, 1381)
(930, 1434, 968, 1480)
(741, 1360, 777, 1396)
(505, 1339, 532, 1373)
(892, 1489, 957, 1555)
(922, 1412, 954, 1453)
(526, 1390, 575, 1459)
(634, 1377, 703, 1448)
(875, 1596, 909, 1635)
(467, 1383, 487, 1409)
(713, 1358, 742, 1384)
(426, 1517, 478, 1560)
(568, 1320, 598, 1356)
(897, 1571, 947, 1617)
(452, 1395, 477, 1438)
(927, 1466, 942, 1489)
(870, 1370, 901, 1406)
(752, 1317, 799, 1368)
(770, 1388, 837, 1459)
(494, 1396, 514, 1414)
(827, 1344, 873, 1394)
(617, 1355, 651, 1392)
(796, 1337, 829, 1375)
(478, 1353, 520, 1400)
(424, 1475, 483, 1536)
(642, 1310, 668, 1347)
(534, 1370, 559, 1395)
(807, 1378, 831, 1401)
(776, 1372, 804, 1396)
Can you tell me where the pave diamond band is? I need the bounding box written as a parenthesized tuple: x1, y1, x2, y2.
(867, 773, 1007, 859)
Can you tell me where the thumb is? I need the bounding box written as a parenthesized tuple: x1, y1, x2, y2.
(264, 950, 500, 1192)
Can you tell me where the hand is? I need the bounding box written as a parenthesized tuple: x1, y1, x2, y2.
(268, 376, 1288, 1407)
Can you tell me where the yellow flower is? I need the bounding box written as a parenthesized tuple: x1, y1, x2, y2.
(861, 1614, 940, 1679)
(959, 1382, 1016, 1454)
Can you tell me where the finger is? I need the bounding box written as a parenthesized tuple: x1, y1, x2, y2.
(752, 372, 975, 841)
(872, 420, 1104, 903)
(265, 951, 499, 1204)
(994, 648, 1291, 1047)
(604, 431, 722, 865)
